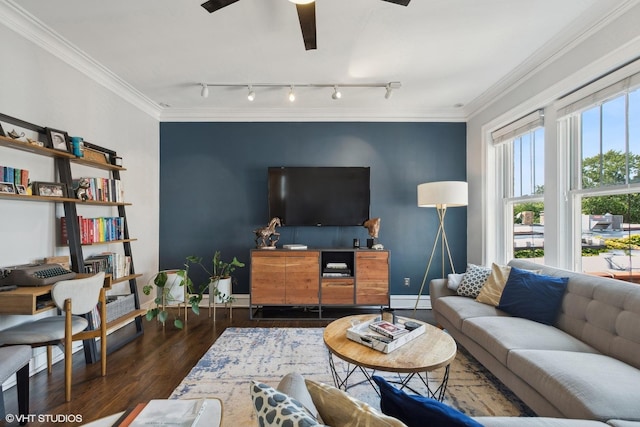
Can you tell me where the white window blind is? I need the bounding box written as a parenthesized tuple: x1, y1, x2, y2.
(557, 70, 640, 118)
(491, 110, 544, 145)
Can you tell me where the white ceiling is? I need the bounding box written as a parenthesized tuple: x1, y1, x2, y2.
(4, 0, 631, 121)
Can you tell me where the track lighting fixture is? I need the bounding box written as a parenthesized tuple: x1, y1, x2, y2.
(195, 81, 401, 101)
(385, 84, 393, 99)
(332, 86, 342, 100)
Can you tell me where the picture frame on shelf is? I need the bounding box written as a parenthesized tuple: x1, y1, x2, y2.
(45, 128, 70, 152)
(15, 184, 27, 195)
(33, 181, 67, 198)
(0, 182, 16, 194)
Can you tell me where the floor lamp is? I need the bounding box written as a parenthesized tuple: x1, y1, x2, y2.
(414, 181, 468, 311)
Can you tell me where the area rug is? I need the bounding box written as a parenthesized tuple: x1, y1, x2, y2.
(171, 327, 533, 426)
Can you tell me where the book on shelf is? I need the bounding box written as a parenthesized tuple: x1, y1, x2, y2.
(368, 320, 409, 339)
(60, 216, 126, 245)
(71, 177, 124, 203)
(115, 398, 222, 427)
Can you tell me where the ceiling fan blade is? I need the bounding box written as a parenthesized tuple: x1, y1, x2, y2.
(381, 0, 410, 5)
(201, 0, 241, 13)
(295, 3, 317, 51)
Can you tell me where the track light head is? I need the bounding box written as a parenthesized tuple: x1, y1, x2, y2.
(201, 83, 209, 98)
(288, 86, 296, 102)
(247, 85, 255, 101)
(332, 86, 342, 100)
(384, 84, 393, 99)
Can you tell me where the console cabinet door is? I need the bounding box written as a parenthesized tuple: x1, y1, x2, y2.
(285, 252, 320, 304)
(251, 252, 286, 304)
(355, 251, 389, 305)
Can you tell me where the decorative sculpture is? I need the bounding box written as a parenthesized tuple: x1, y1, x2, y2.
(74, 177, 91, 201)
(254, 217, 281, 249)
(363, 218, 381, 239)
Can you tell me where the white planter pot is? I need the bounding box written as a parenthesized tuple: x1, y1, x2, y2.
(156, 270, 185, 303)
(209, 277, 232, 304)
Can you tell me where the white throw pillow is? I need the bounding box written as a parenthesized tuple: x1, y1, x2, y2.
(446, 273, 466, 291)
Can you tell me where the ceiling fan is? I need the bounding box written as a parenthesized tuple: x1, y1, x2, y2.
(201, 0, 411, 51)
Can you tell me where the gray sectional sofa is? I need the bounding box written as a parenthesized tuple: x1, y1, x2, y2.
(430, 259, 640, 426)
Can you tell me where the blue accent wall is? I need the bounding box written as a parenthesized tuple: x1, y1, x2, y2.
(159, 122, 466, 298)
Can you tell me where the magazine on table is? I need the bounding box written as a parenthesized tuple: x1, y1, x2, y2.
(368, 320, 409, 339)
(347, 317, 426, 353)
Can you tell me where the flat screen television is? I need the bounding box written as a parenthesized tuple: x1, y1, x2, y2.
(268, 167, 370, 226)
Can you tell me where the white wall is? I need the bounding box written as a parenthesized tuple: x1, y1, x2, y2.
(466, 2, 640, 267)
(0, 21, 159, 346)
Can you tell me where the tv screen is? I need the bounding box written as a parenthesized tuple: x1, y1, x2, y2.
(268, 167, 370, 226)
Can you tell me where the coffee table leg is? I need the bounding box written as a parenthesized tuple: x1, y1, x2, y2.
(327, 351, 379, 393)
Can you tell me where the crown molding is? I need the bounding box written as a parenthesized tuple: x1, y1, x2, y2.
(0, 0, 162, 120)
(158, 107, 466, 122)
(465, 0, 639, 120)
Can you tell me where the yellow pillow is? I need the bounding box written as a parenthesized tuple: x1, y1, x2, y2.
(305, 379, 407, 427)
(475, 263, 511, 306)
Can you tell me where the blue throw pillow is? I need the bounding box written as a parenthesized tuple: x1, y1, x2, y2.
(497, 267, 568, 325)
(372, 376, 483, 427)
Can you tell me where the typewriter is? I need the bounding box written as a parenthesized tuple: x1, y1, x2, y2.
(0, 263, 76, 287)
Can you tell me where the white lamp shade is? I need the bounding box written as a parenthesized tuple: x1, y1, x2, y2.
(417, 181, 468, 208)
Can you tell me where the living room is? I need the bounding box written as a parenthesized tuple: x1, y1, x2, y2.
(1, 0, 640, 426)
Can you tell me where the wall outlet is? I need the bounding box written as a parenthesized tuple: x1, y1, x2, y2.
(403, 277, 410, 287)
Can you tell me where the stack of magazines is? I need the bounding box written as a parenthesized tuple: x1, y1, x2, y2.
(347, 317, 426, 353)
(322, 262, 351, 277)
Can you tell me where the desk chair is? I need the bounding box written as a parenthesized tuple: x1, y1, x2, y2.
(0, 272, 107, 402)
(0, 345, 30, 425)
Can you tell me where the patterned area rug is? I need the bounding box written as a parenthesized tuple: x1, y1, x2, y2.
(171, 327, 533, 426)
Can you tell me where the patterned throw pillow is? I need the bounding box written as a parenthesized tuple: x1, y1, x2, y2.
(456, 264, 491, 298)
(251, 381, 325, 427)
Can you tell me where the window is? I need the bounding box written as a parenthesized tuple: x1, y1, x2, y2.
(492, 111, 545, 263)
(563, 84, 640, 277)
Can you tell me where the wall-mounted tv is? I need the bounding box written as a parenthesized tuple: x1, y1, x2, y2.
(268, 167, 370, 226)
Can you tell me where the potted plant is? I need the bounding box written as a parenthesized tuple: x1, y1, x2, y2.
(187, 251, 245, 305)
(142, 258, 204, 329)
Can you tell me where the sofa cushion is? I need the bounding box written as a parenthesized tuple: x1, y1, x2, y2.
(251, 380, 326, 426)
(457, 264, 492, 298)
(461, 316, 599, 365)
(508, 349, 640, 421)
(305, 379, 407, 427)
(498, 267, 568, 325)
(372, 376, 482, 427)
(433, 296, 509, 330)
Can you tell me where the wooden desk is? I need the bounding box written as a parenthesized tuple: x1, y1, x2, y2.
(0, 285, 55, 314)
(0, 273, 141, 315)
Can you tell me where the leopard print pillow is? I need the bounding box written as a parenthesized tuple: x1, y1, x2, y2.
(251, 381, 326, 427)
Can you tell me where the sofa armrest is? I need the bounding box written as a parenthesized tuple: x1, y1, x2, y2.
(429, 278, 457, 303)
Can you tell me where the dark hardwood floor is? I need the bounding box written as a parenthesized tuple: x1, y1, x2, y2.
(2, 307, 434, 426)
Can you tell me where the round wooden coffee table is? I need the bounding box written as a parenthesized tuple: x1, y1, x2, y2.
(323, 314, 457, 401)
